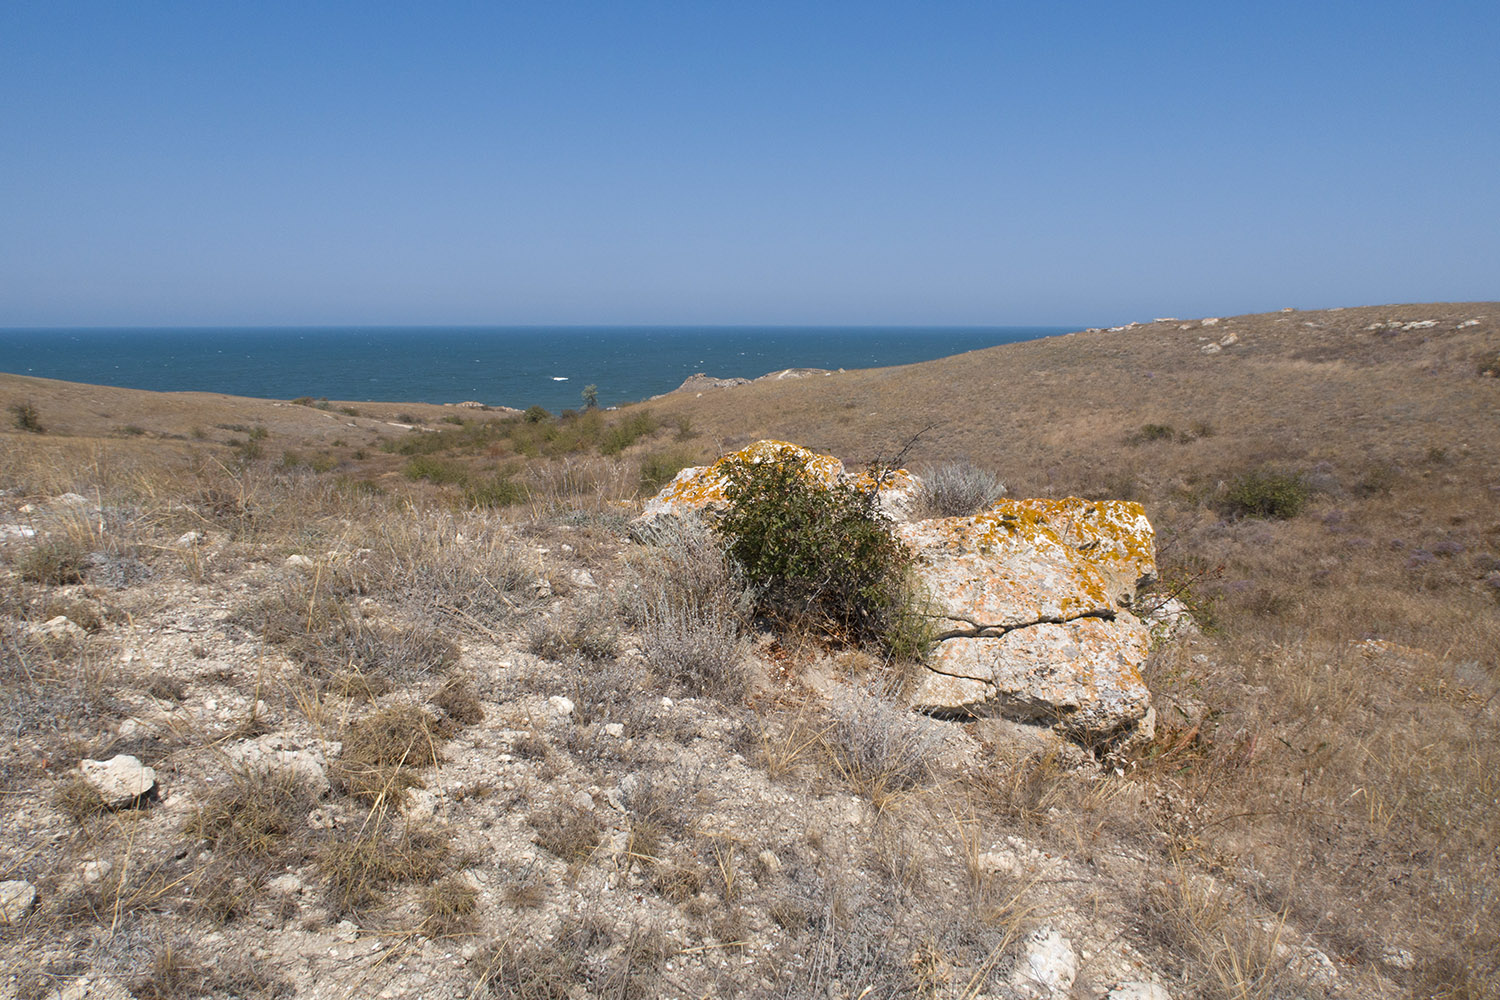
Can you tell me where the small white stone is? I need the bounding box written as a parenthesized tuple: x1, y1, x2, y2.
(80, 754, 157, 808)
(285, 554, 315, 568)
(175, 531, 204, 547)
(405, 788, 438, 823)
(603, 723, 624, 738)
(548, 695, 575, 716)
(1107, 983, 1172, 1000)
(1013, 926, 1077, 996)
(0, 881, 37, 924)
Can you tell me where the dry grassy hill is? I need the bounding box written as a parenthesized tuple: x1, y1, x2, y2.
(0, 302, 1496, 1000)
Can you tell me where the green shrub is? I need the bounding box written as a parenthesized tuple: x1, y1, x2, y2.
(600, 410, 657, 456)
(524, 405, 551, 423)
(10, 402, 44, 433)
(1220, 468, 1310, 520)
(464, 474, 526, 508)
(404, 455, 469, 485)
(713, 452, 920, 652)
(638, 449, 697, 494)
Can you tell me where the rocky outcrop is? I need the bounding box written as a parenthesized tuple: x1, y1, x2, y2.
(638, 441, 1162, 746)
(899, 499, 1156, 744)
(635, 440, 849, 529)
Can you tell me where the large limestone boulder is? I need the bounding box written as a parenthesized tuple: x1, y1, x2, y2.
(901, 499, 1157, 744)
(636, 441, 1161, 747)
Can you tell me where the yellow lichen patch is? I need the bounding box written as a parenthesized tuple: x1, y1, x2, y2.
(849, 466, 920, 495)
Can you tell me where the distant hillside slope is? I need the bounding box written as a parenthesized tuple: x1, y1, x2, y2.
(637, 302, 1499, 502)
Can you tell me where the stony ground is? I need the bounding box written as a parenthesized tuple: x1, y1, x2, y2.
(2, 301, 1497, 999)
(0, 478, 1390, 1000)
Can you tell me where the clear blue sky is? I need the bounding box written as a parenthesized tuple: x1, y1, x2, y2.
(2, 1, 1496, 327)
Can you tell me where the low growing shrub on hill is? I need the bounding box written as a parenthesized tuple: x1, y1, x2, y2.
(1219, 468, 1310, 520)
(713, 452, 924, 654)
(9, 401, 44, 433)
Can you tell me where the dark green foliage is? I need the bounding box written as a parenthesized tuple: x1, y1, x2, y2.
(465, 474, 526, 508)
(599, 410, 657, 455)
(713, 454, 918, 651)
(404, 455, 469, 484)
(524, 405, 551, 423)
(1220, 468, 1310, 520)
(10, 401, 44, 433)
(581, 384, 599, 409)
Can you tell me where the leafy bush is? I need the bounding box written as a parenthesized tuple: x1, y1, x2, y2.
(10, 401, 44, 433)
(1138, 423, 1178, 442)
(404, 455, 468, 485)
(714, 452, 918, 651)
(524, 405, 551, 423)
(599, 410, 657, 456)
(1220, 468, 1310, 520)
(916, 460, 1006, 516)
(464, 474, 526, 508)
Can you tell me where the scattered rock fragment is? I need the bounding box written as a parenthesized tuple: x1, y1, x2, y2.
(79, 754, 158, 809)
(1013, 926, 1078, 996)
(23, 615, 87, 645)
(1107, 983, 1172, 1000)
(0, 880, 37, 924)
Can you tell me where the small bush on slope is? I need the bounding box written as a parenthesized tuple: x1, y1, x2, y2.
(713, 453, 923, 655)
(915, 459, 1006, 517)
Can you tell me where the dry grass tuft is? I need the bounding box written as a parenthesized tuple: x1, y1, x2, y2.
(184, 767, 316, 861)
(332, 704, 446, 803)
(825, 691, 942, 805)
(421, 876, 480, 937)
(529, 806, 603, 865)
(473, 938, 579, 1000)
(15, 535, 90, 585)
(319, 819, 454, 914)
(640, 604, 746, 698)
(430, 673, 485, 726)
(528, 596, 621, 661)
(915, 459, 1006, 516)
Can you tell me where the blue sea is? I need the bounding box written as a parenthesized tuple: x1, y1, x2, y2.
(0, 326, 1072, 412)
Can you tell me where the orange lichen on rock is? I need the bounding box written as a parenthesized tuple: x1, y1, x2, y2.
(636, 440, 920, 526)
(899, 497, 1159, 745)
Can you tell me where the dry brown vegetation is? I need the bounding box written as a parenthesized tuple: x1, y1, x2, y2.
(0, 301, 1496, 999)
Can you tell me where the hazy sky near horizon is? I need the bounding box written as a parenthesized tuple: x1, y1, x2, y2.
(3, 1, 1496, 328)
